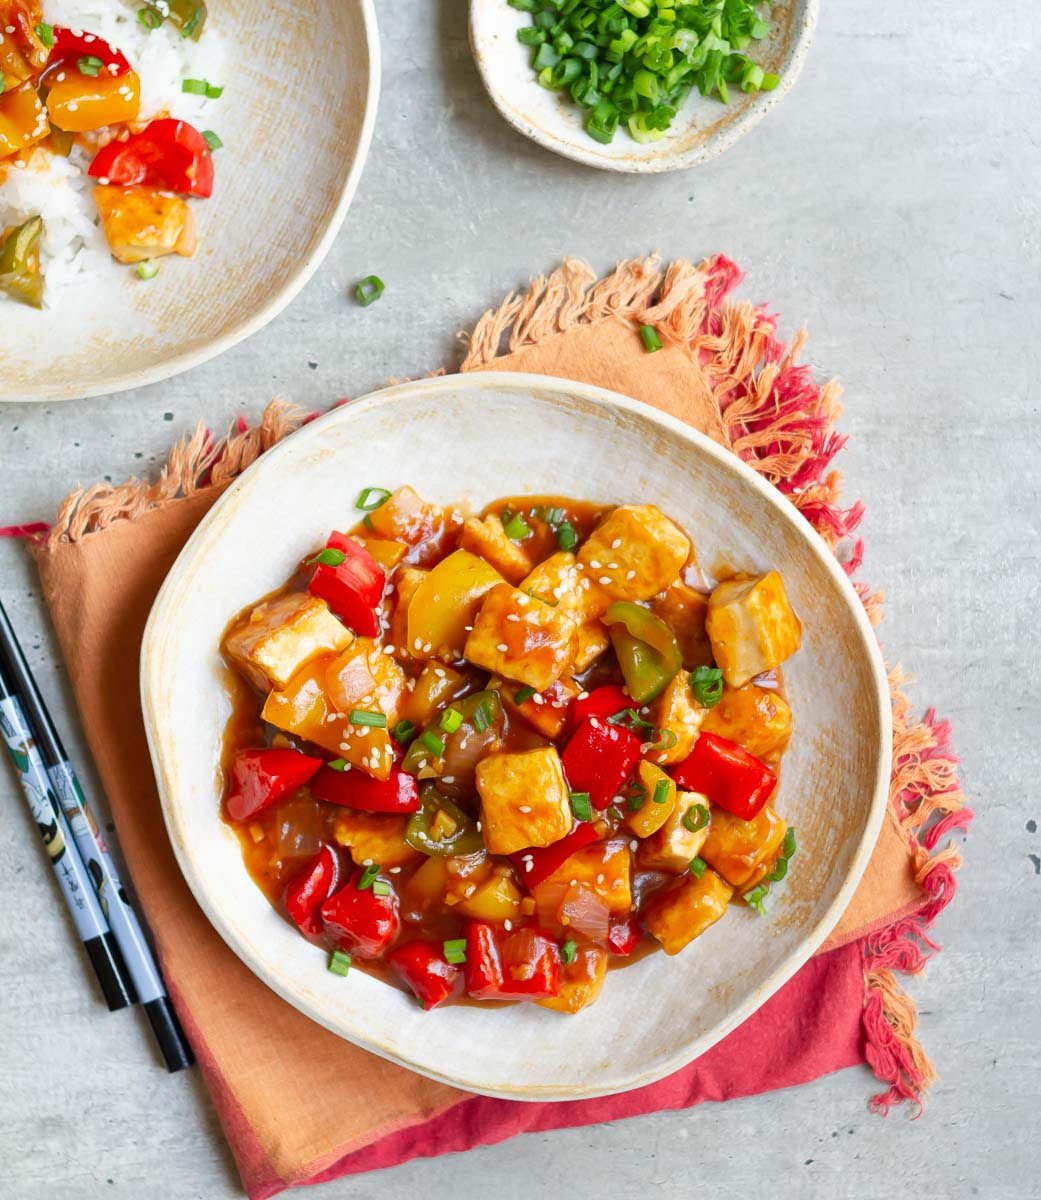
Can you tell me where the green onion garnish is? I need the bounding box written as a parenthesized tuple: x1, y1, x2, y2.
(639, 324, 662, 353)
(648, 727, 678, 752)
(473, 699, 493, 734)
(651, 778, 671, 805)
(181, 5, 204, 38)
(392, 720, 416, 746)
(503, 511, 532, 541)
(137, 7, 162, 31)
(202, 129, 223, 151)
(626, 786, 646, 812)
(768, 857, 788, 882)
(570, 791, 593, 822)
(440, 707, 463, 734)
(309, 547, 347, 566)
(607, 805, 624, 821)
(561, 939, 577, 965)
(743, 883, 769, 915)
(357, 863, 381, 890)
(356, 486, 392, 511)
(77, 56, 103, 76)
(689, 856, 707, 878)
(354, 274, 384, 306)
(372, 879, 392, 896)
(690, 665, 724, 707)
(326, 758, 347, 772)
(443, 938, 467, 964)
(34, 22, 55, 46)
(205, 82, 223, 98)
(181, 77, 209, 94)
(556, 520, 578, 552)
(420, 730, 446, 757)
(350, 709, 387, 728)
(514, 685, 536, 705)
(782, 827, 797, 860)
(135, 260, 160, 281)
(328, 950, 351, 975)
(681, 803, 710, 833)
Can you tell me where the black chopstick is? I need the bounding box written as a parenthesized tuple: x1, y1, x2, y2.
(0, 600, 193, 1071)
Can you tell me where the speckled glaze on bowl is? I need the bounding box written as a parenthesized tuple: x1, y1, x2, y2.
(0, 0, 379, 404)
(469, 0, 816, 173)
(141, 372, 889, 1101)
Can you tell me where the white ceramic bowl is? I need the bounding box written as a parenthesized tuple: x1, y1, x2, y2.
(142, 372, 889, 1100)
(0, 0, 379, 403)
(469, 0, 817, 173)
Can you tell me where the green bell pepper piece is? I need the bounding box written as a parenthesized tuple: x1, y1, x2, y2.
(605, 601, 682, 703)
(0, 216, 44, 309)
(405, 785, 484, 857)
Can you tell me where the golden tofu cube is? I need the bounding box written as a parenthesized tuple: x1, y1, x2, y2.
(573, 620, 611, 672)
(465, 583, 578, 691)
(388, 566, 428, 660)
(224, 591, 352, 691)
(538, 839, 633, 916)
(701, 683, 792, 762)
(625, 760, 677, 838)
(539, 944, 607, 1013)
(520, 552, 611, 623)
(701, 805, 788, 890)
(332, 811, 422, 868)
(364, 485, 444, 547)
(643, 868, 733, 955)
(577, 505, 690, 602)
(94, 185, 197, 264)
(650, 580, 713, 669)
(706, 571, 802, 687)
(475, 747, 572, 854)
(646, 669, 706, 765)
(639, 791, 711, 873)
(460, 515, 535, 585)
(498, 675, 580, 740)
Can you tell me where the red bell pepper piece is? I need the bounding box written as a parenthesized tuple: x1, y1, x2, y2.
(311, 765, 419, 813)
(510, 822, 600, 890)
(561, 716, 643, 810)
(671, 732, 777, 821)
(284, 845, 341, 938)
(320, 872, 399, 959)
(606, 915, 642, 957)
(569, 684, 631, 730)
(48, 27, 132, 77)
(225, 748, 322, 822)
(463, 922, 561, 1001)
(307, 532, 385, 637)
(387, 941, 461, 1010)
(88, 119, 215, 198)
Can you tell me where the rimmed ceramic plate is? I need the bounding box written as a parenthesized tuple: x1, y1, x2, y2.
(0, 0, 379, 404)
(142, 372, 890, 1100)
(469, 0, 817, 173)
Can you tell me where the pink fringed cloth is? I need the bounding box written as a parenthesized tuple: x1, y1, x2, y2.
(3, 255, 971, 1198)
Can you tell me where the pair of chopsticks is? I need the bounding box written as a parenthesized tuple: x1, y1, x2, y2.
(0, 599, 192, 1072)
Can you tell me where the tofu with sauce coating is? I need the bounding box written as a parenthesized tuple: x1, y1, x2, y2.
(705, 571, 802, 687)
(460, 515, 535, 585)
(465, 583, 577, 691)
(94, 184, 196, 264)
(650, 579, 713, 668)
(646, 668, 707, 765)
(638, 791, 711, 872)
(700, 805, 787, 889)
(224, 592, 352, 692)
(643, 868, 733, 955)
(538, 944, 607, 1013)
(701, 682, 792, 762)
(577, 504, 689, 602)
(475, 747, 572, 854)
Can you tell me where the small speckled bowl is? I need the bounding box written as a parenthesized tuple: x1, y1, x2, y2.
(142, 372, 889, 1101)
(469, 0, 817, 173)
(0, 0, 379, 404)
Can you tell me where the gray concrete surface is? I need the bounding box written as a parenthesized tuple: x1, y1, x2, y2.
(1, 1, 1038, 1196)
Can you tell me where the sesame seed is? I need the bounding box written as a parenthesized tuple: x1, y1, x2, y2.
(578, 691, 589, 700)
(607, 562, 619, 570)
(434, 667, 446, 677)
(596, 873, 605, 884)
(626, 570, 636, 580)
(464, 624, 473, 631)
(363, 858, 373, 866)
(382, 644, 395, 654)
(611, 538, 622, 549)
(599, 576, 612, 585)
(413, 638, 423, 649)
(519, 805, 532, 813)
(66, 101, 79, 112)
(532, 694, 545, 705)
(390, 866, 402, 874)
(590, 560, 602, 569)
(506, 613, 520, 622)
(504, 919, 513, 931)
(630, 839, 639, 851)
(496, 643, 508, 652)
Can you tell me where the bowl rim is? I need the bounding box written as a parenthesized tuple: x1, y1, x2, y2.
(2, 0, 381, 405)
(142, 370, 891, 1099)
(468, 0, 819, 175)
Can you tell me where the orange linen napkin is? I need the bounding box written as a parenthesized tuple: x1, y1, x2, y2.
(23, 255, 969, 1196)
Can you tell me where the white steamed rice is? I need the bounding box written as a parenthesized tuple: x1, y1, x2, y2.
(0, 0, 227, 305)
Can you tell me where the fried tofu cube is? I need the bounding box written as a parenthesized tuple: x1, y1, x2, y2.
(701, 683, 793, 762)
(475, 747, 572, 854)
(499, 675, 580, 740)
(706, 571, 802, 687)
(460, 515, 535, 585)
(646, 669, 706, 765)
(643, 868, 733, 955)
(94, 185, 197, 264)
(539, 839, 633, 916)
(573, 621, 610, 672)
(364, 486, 444, 547)
(650, 580, 713, 669)
(577, 505, 690, 602)
(388, 566, 428, 660)
(639, 791, 711, 873)
(224, 592, 352, 691)
(465, 583, 578, 691)
(332, 811, 422, 868)
(521, 552, 611, 622)
(701, 805, 788, 889)
(539, 944, 607, 1013)
(625, 761, 677, 838)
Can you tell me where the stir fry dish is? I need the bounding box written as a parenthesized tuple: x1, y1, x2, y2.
(0, 0, 219, 306)
(220, 489, 803, 1013)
